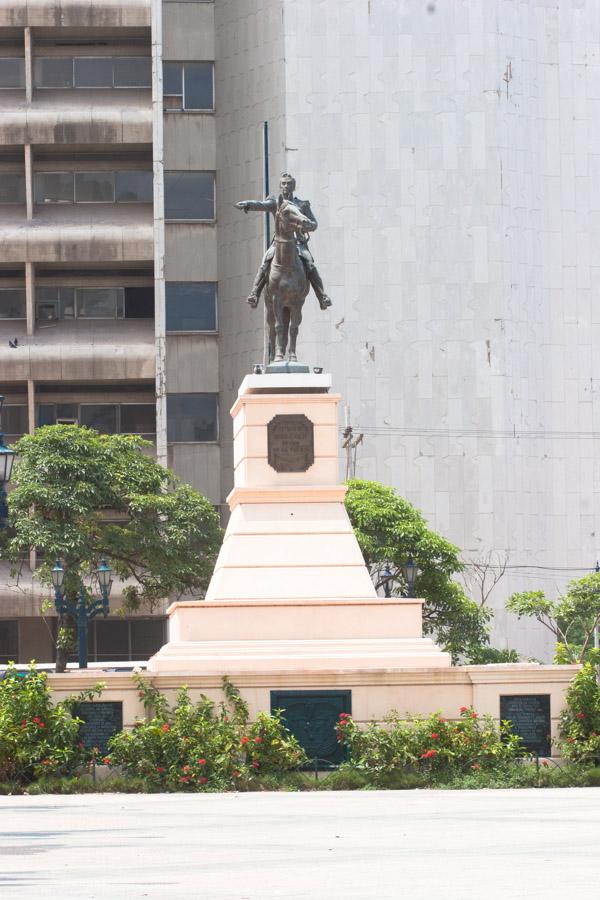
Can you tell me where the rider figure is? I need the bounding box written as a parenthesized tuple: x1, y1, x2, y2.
(236, 173, 333, 310)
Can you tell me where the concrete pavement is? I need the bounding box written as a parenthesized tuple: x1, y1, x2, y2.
(1, 789, 599, 899)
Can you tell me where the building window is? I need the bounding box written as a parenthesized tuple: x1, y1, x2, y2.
(36, 286, 154, 320)
(163, 61, 214, 111)
(164, 171, 215, 220)
(167, 393, 218, 443)
(0, 620, 18, 664)
(0, 58, 25, 89)
(34, 57, 152, 90)
(0, 174, 25, 204)
(116, 170, 153, 203)
(89, 618, 165, 662)
(2, 405, 27, 442)
(165, 282, 217, 332)
(34, 171, 153, 206)
(0, 288, 26, 318)
(38, 403, 156, 438)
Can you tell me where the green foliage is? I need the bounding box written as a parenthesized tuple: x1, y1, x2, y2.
(335, 707, 525, 786)
(465, 646, 521, 664)
(107, 675, 307, 791)
(507, 573, 600, 664)
(5, 425, 223, 613)
(559, 663, 600, 762)
(344, 479, 489, 658)
(0, 663, 88, 783)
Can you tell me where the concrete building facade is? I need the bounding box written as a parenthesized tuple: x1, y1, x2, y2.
(1, 0, 598, 663)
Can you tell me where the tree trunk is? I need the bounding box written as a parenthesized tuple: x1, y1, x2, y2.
(54, 612, 69, 673)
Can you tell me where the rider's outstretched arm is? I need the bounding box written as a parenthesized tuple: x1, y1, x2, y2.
(235, 198, 277, 213)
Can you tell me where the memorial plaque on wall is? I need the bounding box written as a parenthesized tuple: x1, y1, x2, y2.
(500, 694, 551, 757)
(267, 414, 314, 472)
(75, 702, 123, 756)
(271, 690, 351, 766)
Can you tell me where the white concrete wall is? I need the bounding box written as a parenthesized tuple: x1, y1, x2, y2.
(215, 0, 600, 660)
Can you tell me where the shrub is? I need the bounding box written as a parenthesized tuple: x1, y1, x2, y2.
(0, 662, 96, 784)
(107, 675, 307, 791)
(559, 663, 600, 762)
(335, 707, 525, 785)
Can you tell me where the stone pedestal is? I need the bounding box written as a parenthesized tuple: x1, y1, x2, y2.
(149, 373, 450, 674)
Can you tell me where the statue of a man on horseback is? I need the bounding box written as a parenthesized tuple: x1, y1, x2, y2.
(236, 173, 332, 313)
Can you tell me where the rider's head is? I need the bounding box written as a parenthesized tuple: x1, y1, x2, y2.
(280, 173, 296, 199)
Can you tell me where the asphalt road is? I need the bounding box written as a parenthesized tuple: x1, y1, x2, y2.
(1, 789, 599, 900)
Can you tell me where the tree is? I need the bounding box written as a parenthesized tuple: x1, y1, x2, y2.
(507, 573, 600, 664)
(344, 479, 489, 660)
(3, 425, 223, 672)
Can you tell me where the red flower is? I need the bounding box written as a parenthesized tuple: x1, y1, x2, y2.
(254, 737, 262, 744)
(156, 766, 165, 773)
(179, 776, 190, 784)
(41, 759, 51, 766)
(232, 769, 240, 778)
(223, 716, 229, 723)
(542, 760, 549, 767)
(576, 712, 586, 720)
(430, 733, 439, 739)
(471, 764, 480, 770)
(420, 749, 437, 759)
(471, 713, 478, 719)
(32, 716, 41, 724)
(182, 765, 190, 773)
(21, 720, 27, 728)
(39, 722, 45, 728)
(240, 736, 249, 745)
(162, 723, 170, 732)
(103, 757, 111, 765)
(78, 741, 84, 749)
(459, 706, 468, 713)
(198, 758, 207, 766)
(251, 761, 260, 769)
(138, 691, 145, 698)
(199, 776, 208, 784)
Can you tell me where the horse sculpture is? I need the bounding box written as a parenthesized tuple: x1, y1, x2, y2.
(264, 196, 317, 362)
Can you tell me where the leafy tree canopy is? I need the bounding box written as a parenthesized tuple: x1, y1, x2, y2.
(4, 425, 223, 613)
(507, 573, 600, 664)
(344, 479, 489, 660)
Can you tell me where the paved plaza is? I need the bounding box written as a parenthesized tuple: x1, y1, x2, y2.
(1, 789, 599, 899)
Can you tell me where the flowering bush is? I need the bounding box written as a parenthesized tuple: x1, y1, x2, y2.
(107, 675, 307, 790)
(559, 663, 600, 762)
(335, 706, 524, 784)
(0, 663, 93, 783)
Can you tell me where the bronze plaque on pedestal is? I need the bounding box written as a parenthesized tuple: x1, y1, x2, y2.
(267, 414, 314, 472)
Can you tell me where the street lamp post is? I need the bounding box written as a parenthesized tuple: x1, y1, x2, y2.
(0, 395, 16, 529)
(402, 553, 419, 598)
(51, 558, 113, 669)
(382, 563, 393, 598)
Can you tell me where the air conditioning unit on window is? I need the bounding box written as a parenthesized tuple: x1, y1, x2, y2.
(56, 417, 78, 426)
(37, 301, 59, 322)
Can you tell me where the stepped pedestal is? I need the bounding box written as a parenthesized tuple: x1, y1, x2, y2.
(149, 373, 450, 675)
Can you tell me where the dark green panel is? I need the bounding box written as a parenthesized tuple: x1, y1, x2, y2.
(271, 690, 351, 766)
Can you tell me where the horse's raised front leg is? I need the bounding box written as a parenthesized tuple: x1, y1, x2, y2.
(288, 304, 303, 362)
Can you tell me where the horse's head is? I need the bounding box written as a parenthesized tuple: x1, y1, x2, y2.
(275, 196, 316, 238)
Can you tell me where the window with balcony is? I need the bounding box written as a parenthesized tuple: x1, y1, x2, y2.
(164, 171, 215, 220)
(38, 402, 156, 438)
(34, 170, 153, 205)
(0, 173, 25, 204)
(165, 282, 217, 332)
(36, 286, 154, 321)
(34, 56, 151, 89)
(0, 58, 25, 89)
(163, 61, 214, 111)
(167, 393, 218, 443)
(0, 288, 26, 318)
(2, 405, 27, 442)
(0, 621, 18, 664)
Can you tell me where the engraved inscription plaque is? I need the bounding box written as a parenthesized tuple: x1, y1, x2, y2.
(75, 701, 123, 756)
(267, 414, 314, 473)
(500, 694, 551, 757)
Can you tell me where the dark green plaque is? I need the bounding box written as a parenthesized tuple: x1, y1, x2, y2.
(271, 690, 351, 766)
(500, 694, 551, 757)
(267, 414, 314, 473)
(75, 701, 123, 756)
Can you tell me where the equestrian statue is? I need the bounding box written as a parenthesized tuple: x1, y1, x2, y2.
(235, 173, 332, 364)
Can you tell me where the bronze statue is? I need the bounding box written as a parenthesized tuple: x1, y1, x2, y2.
(235, 173, 332, 364)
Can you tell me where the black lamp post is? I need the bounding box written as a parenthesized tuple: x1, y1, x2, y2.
(402, 553, 418, 598)
(382, 563, 394, 598)
(0, 396, 16, 529)
(51, 558, 113, 669)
